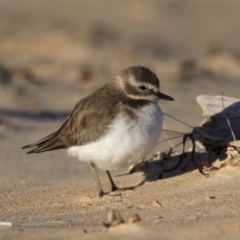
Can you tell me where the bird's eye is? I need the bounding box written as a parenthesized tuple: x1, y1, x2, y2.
(138, 86, 147, 90)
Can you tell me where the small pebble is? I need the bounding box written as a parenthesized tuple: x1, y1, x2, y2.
(152, 200, 162, 207)
(205, 196, 216, 200)
(0, 222, 13, 227)
(128, 214, 141, 223)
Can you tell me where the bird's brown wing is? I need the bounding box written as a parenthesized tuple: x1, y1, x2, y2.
(22, 85, 120, 154)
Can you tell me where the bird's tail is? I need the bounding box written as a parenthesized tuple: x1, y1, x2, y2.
(22, 131, 66, 154)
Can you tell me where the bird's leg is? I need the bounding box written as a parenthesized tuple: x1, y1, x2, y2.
(106, 170, 118, 191)
(89, 162, 104, 197)
(106, 170, 145, 192)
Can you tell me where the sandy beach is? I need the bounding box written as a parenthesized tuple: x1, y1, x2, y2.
(0, 1, 240, 239)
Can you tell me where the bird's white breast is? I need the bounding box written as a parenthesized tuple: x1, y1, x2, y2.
(67, 103, 163, 170)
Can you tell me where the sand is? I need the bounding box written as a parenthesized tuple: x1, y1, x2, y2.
(0, 1, 240, 239)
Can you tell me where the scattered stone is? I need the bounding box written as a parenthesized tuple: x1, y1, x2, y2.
(209, 196, 216, 199)
(128, 214, 141, 224)
(103, 209, 142, 229)
(136, 205, 146, 210)
(205, 196, 216, 200)
(152, 200, 162, 208)
(0, 222, 13, 227)
(103, 209, 124, 228)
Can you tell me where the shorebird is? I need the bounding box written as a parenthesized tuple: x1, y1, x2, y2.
(22, 66, 174, 197)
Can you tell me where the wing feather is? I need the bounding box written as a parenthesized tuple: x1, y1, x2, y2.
(22, 84, 120, 154)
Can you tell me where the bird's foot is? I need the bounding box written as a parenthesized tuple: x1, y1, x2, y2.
(111, 180, 145, 192)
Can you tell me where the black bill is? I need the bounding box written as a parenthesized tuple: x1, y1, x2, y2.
(155, 92, 174, 101)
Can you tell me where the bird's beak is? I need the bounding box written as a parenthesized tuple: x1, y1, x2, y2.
(155, 92, 174, 101)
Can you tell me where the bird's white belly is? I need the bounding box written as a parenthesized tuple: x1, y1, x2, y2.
(67, 103, 163, 170)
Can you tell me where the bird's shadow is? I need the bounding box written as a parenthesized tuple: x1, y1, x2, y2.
(141, 148, 227, 182)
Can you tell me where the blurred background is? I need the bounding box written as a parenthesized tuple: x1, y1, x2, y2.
(0, 0, 240, 181)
